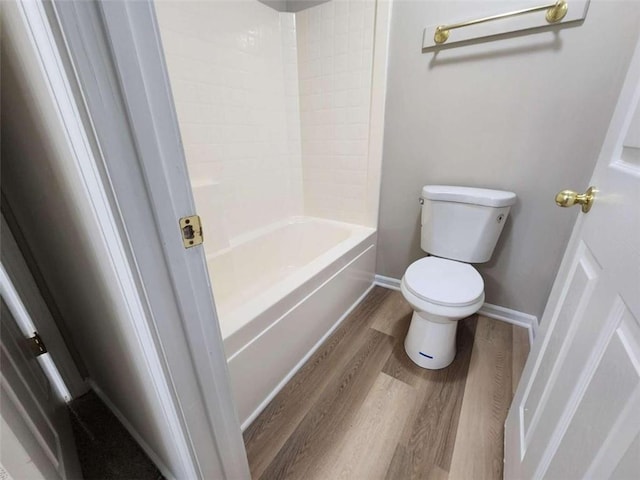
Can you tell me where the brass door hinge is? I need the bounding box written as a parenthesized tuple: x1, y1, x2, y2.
(179, 215, 203, 248)
(26, 332, 47, 357)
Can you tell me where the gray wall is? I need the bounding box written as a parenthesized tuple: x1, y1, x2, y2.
(257, 0, 289, 11)
(377, 1, 640, 320)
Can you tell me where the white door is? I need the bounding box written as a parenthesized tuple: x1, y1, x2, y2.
(504, 36, 640, 479)
(1, 217, 83, 479)
(1, 301, 82, 479)
(1, 216, 87, 400)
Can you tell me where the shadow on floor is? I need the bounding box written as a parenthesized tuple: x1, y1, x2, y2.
(68, 390, 164, 480)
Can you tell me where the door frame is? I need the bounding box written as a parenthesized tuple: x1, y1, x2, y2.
(22, 0, 250, 478)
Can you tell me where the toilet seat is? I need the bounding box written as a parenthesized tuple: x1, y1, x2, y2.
(403, 257, 484, 307)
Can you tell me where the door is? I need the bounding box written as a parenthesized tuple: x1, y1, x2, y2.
(1, 301, 82, 479)
(1, 216, 83, 479)
(504, 36, 640, 478)
(1, 215, 87, 400)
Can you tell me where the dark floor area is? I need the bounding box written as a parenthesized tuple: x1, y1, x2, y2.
(68, 390, 164, 480)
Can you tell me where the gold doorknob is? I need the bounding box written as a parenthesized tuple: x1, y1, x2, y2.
(555, 186, 596, 213)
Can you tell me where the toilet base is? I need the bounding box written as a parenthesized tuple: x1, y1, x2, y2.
(404, 311, 457, 369)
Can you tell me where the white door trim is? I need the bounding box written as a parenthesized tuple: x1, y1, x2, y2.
(17, 1, 214, 478)
(48, 0, 250, 478)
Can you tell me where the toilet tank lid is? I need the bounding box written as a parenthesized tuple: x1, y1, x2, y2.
(422, 185, 517, 207)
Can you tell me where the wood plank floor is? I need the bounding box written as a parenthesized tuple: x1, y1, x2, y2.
(243, 287, 529, 480)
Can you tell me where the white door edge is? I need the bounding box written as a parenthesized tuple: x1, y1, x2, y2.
(17, 1, 200, 478)
(47, 0, 251, 478)
(0, 264, 71, 402)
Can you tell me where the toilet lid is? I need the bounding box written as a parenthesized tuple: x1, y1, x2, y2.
(404, 257, 484, 307)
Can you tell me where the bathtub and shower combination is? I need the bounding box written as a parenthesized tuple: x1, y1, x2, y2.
(209, 216, 376, 428)
(156, 0, 389, 429)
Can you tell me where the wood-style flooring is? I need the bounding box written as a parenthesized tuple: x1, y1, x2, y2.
(243, 287, 530, 480)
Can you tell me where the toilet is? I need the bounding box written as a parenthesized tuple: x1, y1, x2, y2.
(402, 185, 516, 369)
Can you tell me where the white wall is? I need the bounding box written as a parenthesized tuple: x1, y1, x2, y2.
(158, 0, 384, 241)
(156, 1, 302, 251)
(1, 6, 195, 478)
(297, 0, 377, 225)
(376, 1, 640, 320)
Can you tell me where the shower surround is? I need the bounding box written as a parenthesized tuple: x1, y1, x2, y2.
(156, 0, 387, 427)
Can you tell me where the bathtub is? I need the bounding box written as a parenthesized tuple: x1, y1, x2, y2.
(207, 217, 376, 429)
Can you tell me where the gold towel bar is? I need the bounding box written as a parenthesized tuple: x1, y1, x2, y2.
(434, 0, 568, 45)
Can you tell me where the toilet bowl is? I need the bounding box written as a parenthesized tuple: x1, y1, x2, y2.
(401, 256, 485, 369)
(401, 185, 516, 370)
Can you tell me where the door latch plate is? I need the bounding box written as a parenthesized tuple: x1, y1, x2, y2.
(179, 215, 203, 248)
(26, 332, 47, 357)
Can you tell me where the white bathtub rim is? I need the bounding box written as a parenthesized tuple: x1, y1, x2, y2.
(239, 281, 376, 431)
(221, 233, 376, 358)
(217, 227, 376, 342)
(227, 244, 375, 365)
(206, 215, 374, 261)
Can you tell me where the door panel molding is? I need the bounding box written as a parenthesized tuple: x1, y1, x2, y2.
(584, 316, 640, 479)
(534, 295, 628, 478)
(519, 242, 599, 455)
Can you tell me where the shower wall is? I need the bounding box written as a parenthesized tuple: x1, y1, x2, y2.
(156, 0, 382, 250)
(297, 1, 376, 225)
(155, 1, 302, 250)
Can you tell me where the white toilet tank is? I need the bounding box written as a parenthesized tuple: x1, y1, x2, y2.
(421, 185, 517, 263)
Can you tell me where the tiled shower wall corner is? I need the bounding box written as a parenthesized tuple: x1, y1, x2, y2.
(155, 1, 302, 252)
(156, 0, 378, 250)
(297, 0, 375, 225)
(281, 13, 305, 217)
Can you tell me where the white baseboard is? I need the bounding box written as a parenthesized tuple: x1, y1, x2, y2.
(87, 380, 175, 480)
(374, 274, 401, 291)
(375, 275, 538, 346)
(478, 303, 538, 345)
